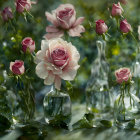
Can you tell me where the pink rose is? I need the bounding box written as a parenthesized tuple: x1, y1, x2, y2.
(15, 0, 32, 13)
(35, 38, 80, 90)
(115, 68, 131, 84)
(111, 2, 123, 17)
(120, 19, 132, 33)
(96, 20, 108, 35)
(1, 7, 13, 22)
(45, 4, 85, 39)
(22, 37, 35, 53)
(10, 60, 25, 75)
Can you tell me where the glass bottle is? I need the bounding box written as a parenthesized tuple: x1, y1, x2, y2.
(86, 40, 112, 121)
(43, 85, 71, 126)
(114, 83, 140, 129)
(132, 49, 140, 98)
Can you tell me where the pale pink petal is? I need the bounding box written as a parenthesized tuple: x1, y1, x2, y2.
(45, 12, 58, 27)
(54, 76, 61, 90)
(41, 40, 49, 51)
(60, 61, 80, 80)
(36, 62, 48, 79)
(73, 17, 85, 27)
(44, 72, 55, 85)
(36, 50, 46, 61)
(19, 65, 25, 74)
(10, 62, 14, 71)
(45, 31, 64, 40)
(138, 26, 140, 40)
(46, 25, 60, 33)
(68, 25, 85, 37)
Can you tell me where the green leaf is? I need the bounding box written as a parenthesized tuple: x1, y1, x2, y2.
(100, 120, 112, 128)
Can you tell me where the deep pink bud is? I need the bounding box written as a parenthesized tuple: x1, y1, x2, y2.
(15, 0, 32, 13)
(10, 60, 25, 75)
(120, 19, 132, 33)
(22, 37, 35, 53)
(111, 2, 123, 17)
(96, 20, 108, 35)
(1, 7, 13, 22)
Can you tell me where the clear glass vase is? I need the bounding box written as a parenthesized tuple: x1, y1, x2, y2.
(86, 40, 112, 121)
(132, 52, 140, 98)
(43, 85, 71, 126)
(114, 84, 140, 129)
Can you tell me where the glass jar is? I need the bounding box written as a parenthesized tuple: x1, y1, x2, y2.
(86, 40, 112, 121)
(43, 86, 71, 126)
(114, 84, 140, 129)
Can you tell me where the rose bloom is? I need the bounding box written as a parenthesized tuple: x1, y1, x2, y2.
(15, 0, 36, 13)
(10, 60, 25, 75)
(35, 38, 80, 90)
(120, 19, 132, 33)
(115, 68, 131, 84)
(1, 7, 13, 22)
(95, 20, 108, 35)
(45, 4, 85, 39)
(111, 2, 123, 17)
(22, 37, 35, 53)
(138, 26, 140, 40)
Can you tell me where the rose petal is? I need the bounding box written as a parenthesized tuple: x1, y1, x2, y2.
(44, 72, 55, 85)
(68, 25, 85, 37)
(45, 11, 58, 27)
(41, 40, 49, 51)
(36, 62, 48, 79)
(60, 61, 80, 80)
(45, 31, 64, 40)
(73, 17, 85, 27)
(10, 62, 14, 71)
(54, 76, 61, 90)
(46, 25, 60, 33)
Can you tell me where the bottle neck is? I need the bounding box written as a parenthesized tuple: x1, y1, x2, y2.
(96, 40, 106, 60)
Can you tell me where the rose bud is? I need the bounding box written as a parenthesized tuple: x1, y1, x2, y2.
(115, 68, 131, 84)
(15, 0, 32, 13)
(10, 60, 25, 75)
(1, 7, 13, 22)
(21, 37, 35, 53)
(95, 20, 108, 35)
(120, 19, 132, 33)
(35, 38, 80, 90)
(111, 2, 123, 17)
(45, 4, 85, 39)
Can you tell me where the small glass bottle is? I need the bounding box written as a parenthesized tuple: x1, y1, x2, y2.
(86, 40, 112, 121)
(43, 85, 71, 126)
(114, 83, 140, 129)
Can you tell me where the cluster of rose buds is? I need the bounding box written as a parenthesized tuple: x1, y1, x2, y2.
(95, 2, 132, 35)
(1, 0, 36, 22)
(10, 37, 35, 75)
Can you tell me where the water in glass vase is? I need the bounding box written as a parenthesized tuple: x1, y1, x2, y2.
(86, 40, 112, 123)
(114, 87, 140, 129)
(43, 86, 71, 126)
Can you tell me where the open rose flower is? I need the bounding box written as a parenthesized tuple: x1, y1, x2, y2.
(120, 19, 132, 33)
(10, 60, 25, 75)
(96, 20, 108, 35)
(1, 7, 13, 22)
(111, 2, 123, 17)
(15, 0, 36, 13)
(45, 4, 85, 39)
(115, 68, 131, 84)
(35, 38, 80, 90)
(22, 37, 35, 53)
